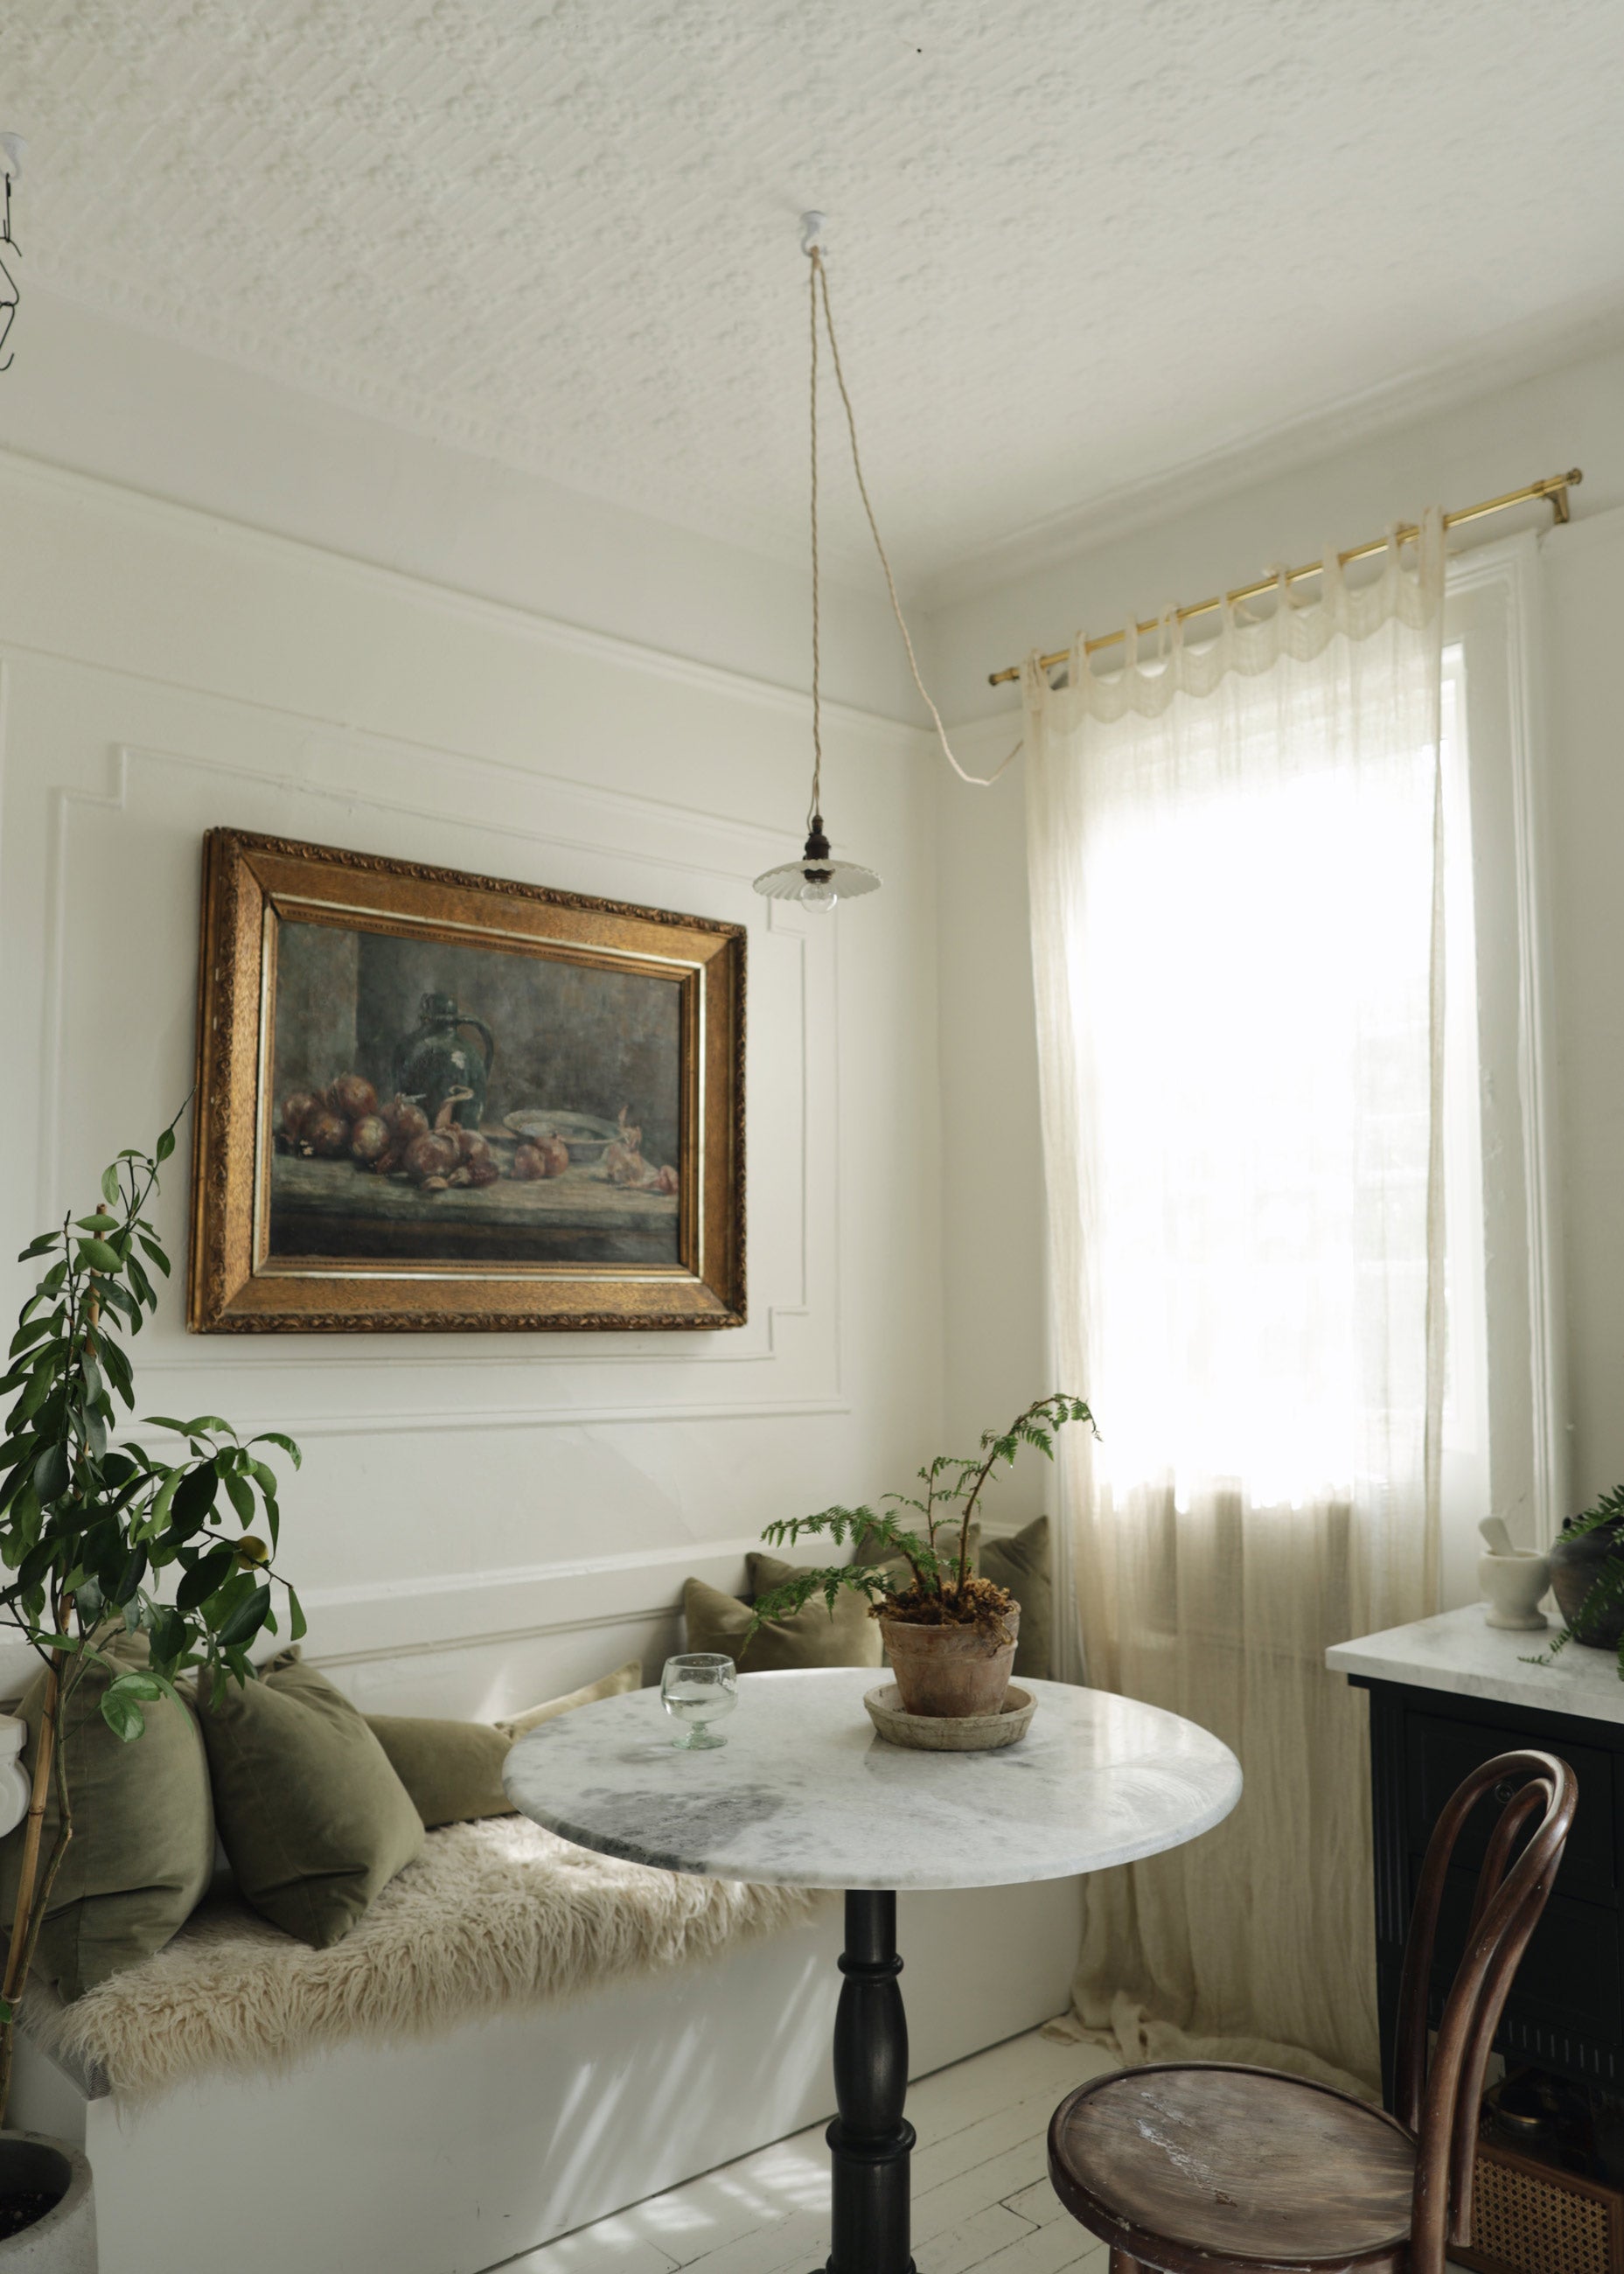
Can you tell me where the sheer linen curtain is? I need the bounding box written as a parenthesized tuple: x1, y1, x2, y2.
(1025, 513, 1446, 2093)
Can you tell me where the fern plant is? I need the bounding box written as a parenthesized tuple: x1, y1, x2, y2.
(749, 1394, 1096, 1638)
(1537, 1483, 1624, 1676)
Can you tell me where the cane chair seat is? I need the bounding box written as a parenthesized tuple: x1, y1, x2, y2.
(1049, 2062, 1417, 2271)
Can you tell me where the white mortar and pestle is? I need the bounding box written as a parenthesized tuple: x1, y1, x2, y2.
(1478, 1516, 1552, 1631)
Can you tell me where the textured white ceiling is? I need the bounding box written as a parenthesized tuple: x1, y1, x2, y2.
(6, 1, 1624, 586)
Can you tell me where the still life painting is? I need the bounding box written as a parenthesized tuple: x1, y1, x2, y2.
(189, 830, 745, 1331)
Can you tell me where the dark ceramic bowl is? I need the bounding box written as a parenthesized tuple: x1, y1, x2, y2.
(1550, 1517, 1624, 1650)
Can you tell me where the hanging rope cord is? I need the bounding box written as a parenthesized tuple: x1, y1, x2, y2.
(807, 247, 1020, 794)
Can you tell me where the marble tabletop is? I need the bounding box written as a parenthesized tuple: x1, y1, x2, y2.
(503, 1668, 1242, 1891)
(1327, 1601, 1624, 1725)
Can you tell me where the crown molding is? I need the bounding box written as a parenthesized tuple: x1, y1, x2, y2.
(917, 294, 1624, 617)
(0, 443, 933, 748)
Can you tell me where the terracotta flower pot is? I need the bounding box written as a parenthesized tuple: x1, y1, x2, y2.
(880, 1601, 1020, 1719)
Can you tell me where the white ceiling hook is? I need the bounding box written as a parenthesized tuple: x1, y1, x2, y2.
(0, 134, 24, 182)
(799, 210, 826, 257)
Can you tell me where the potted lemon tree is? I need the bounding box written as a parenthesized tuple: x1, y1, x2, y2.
(0, 1113, 302, 2262)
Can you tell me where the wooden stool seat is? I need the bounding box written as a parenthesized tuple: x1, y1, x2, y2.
(1049, 2062, 1417, 2271)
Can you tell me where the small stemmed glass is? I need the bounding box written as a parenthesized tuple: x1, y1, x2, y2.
(660, 1654, 739, 1749)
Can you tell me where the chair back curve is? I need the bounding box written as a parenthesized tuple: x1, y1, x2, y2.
(1394, 1746, 1577, 2271)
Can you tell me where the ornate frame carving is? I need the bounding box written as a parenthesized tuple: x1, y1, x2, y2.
(188, 829, 745, 1332)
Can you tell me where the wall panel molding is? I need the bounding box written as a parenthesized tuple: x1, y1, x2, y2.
(38, 725, 843, 1431)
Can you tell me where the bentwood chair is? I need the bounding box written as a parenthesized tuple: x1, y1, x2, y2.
(1047, 1748, 1578, 2274)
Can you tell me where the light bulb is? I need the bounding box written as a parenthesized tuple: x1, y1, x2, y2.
(800, 872, 838, 914)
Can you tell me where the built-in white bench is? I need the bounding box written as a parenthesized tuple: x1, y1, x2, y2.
(5, 1545, 1083, 2274)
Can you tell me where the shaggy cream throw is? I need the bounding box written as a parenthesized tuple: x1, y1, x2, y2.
(24, 1817, 819, 2104)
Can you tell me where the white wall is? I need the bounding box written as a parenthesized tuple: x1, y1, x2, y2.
(0, 433, 944, 1716)
(928, 339, 1624, 1545)
(7, 282, 1621, 1692)
(0, 288, 919, 724)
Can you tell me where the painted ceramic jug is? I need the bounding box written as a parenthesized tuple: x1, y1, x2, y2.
(393, 993, 495, 1132)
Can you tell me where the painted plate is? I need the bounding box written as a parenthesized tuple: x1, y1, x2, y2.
(503, 1108, 620, 1163)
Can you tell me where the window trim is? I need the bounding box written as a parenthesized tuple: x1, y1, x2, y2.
(1445, 531, 1565, 1571)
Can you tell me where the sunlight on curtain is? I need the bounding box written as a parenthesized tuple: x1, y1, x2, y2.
(1026, 516, 1446, 2090)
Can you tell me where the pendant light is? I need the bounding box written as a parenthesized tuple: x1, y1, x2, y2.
(752, 214, 1023, 912)
(752, 213, 882, 914)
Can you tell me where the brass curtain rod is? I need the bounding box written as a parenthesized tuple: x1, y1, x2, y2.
(986, 468, 1583, 687)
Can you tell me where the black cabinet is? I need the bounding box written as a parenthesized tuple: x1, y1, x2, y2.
(1356, 1674, 1624, 2102)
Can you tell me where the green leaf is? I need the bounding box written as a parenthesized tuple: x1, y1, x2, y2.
(112, 1544, 148, 1606)
(222, 1468, 254, 1525)
(148, 1607, 189, 1668)
(148, 1468, 183, 1531)
(156, 1127, 176, 1163)
(10, 1368, 52, 1427)
(31, 1442, 68, 1505)
(136, 1237, 171, 1279)
(17, 1232, 59, 1260)
(203, 1568, 256, 1630)
(99, 1687, 147, 1743)
(110, 1668, 164, 1702)
(250, 1432, 303, 1470)
(168, 1462, 218, 1539)
(76, 1238, 121, 1273)
(177, 1544, 235, 1611)
(100, 1340, 135, 1408)
(217, 1583, 271, 1649)
(9, 1317, 53, 1359)
(285, 1584, 306, 1643)
(100, 1165, 121, 1206)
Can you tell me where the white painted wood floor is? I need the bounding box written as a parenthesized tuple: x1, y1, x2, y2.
(499, 2025, 1115, 2274)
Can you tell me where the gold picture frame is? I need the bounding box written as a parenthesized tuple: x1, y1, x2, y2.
(188, 829, 745, 1332)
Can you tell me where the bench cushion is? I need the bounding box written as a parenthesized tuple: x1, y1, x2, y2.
(0, 1630, 213, 2001)
(23, 1816, 818, 2103)
(198, 1654, 424, 1947)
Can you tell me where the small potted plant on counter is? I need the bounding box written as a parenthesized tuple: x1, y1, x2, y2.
(749, 1394, 1095, 1732)
(0, 1111, 303, 2264)
(1545, 1485, 1624, 1663)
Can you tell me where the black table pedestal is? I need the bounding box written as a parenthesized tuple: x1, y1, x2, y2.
(822, 1888, 916, 2274)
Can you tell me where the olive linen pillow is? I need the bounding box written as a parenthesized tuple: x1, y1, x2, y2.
(683, 1557, 882, 1674)
(366, 1658, 643, 1827)
(0, 1629, 214, 2002)
(197, 1650, 424, 1948)
(979, 1515, 1052, 1682)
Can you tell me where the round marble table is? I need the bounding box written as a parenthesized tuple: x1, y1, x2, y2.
(505, 1668, 1241, 2274)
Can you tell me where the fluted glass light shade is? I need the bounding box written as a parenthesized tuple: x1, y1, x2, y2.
(753, 820, 881, 914)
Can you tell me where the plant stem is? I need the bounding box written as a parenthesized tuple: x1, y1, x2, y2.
(956, 1395, 1056, 1590)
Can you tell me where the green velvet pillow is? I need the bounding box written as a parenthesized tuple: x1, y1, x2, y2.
(0, 1629, 214, 2002)
(198, 1650, 423, 1948)
(980, 1515, 1053, 1681)
(683, 1558, 882, 1673)
(366, 1658, 642, 1827)
(364, 1716, 511, 1829)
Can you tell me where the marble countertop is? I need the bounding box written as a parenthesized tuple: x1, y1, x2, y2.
(1327, 1602, 1624, 1724)
(503, 1667, 1242, 1892)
